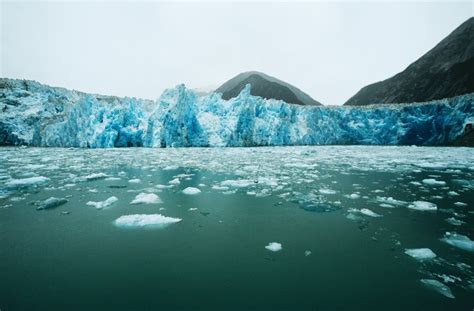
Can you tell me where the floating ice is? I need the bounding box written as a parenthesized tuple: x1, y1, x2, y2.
(447, 191, 459, 196)
(128, 178, 141, 184)
(265, 242, 282, 252)
(446, 217, 465, 226)
(420, 279, 455, 299)
(168, 178, 180, 185)
(360, 208, 382, 217)
(83, 173, 108, 181)
(319, 189, 337, 195)
(86, 196, 118, 209)
(114, 214, 182, 228)
(37, 197, 68, 210)
(422, 179, 446, 186)
(441, 232, 474, 252)
(376, 196, 407, 206)
(221, 179, 254, 188)
(404, 248, 437, 260)
(182, 187, 201, 195)
(454, 202, 467, 207)
(6, 176, 49, 187)
(130, 193, 162, 204)
(408, 201, 437, 211)
(304, 250, 312, 257)
(346, 193, 360, 199)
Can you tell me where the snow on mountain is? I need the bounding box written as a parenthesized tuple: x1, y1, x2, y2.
(1, 78, 472, 147)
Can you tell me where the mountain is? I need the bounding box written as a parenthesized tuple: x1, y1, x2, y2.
(215, 71, 322, 106)
(345, 17, 474, 106)
(1, 78, 472, 147)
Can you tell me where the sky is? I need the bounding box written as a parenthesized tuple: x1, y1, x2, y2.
(1, 1, 472, 105)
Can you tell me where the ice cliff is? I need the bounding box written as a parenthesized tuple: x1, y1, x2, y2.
(0, 79, 472, 147)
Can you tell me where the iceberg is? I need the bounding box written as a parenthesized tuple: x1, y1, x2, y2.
(265, 242, 282, 252)
(86, 196, 118, 209)
(441, 232, 474, 252)
(114, 214, 182, 228)
(420, 279, 455, 299)
(130, 193, 162, 204)
(404, 248, 437, 260)
(1, 79, 473, 147)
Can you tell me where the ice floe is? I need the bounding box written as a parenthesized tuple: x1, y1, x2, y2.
(422, 178, 446, 186)
(114, 214, 182, 228)
(182, 187, 201, 195)
(6, 176, 49, 187)
(265, 242, 282, 252)
(404, 248, 437, 260)
(36, 197, 68, 210)
(130, 193, 162, 204)
(86, 196, 118, 209)
(441, 232, 474, 253)
(408, 201, 437, 211)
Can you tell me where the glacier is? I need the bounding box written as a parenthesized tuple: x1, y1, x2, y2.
(0, 78, 472, 147)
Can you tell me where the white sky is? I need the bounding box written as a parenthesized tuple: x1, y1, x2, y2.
(1, 1, 472, 105)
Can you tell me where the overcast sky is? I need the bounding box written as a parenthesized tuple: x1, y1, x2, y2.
(1, 1, 472, 105)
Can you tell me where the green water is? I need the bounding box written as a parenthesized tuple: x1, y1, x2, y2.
(0, 146, 473, 310)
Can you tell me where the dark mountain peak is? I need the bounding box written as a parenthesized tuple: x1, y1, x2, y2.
(216, 71, 322, 106)
(344, 17, 474, 106)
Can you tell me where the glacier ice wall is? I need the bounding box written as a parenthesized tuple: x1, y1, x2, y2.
(0, 79, 472, 147)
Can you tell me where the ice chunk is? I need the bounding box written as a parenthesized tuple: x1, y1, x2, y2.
(404, 248, 437, 260)
(360, 208, 382, 217)
(447, 191, 459, 196)
(130, 193, 162, 204)
(422, 179, 446, 186)
(304, 250, 312, 256)
(454, 202, 467, 207)
(86, 196, 118, 209)
(346, 193, 360, 199)
(441, 232, 474, 252)
(265, 242, 282, 252)
(376, 196, 407, 206)
(182, 187, 201, 195)
(445, 217, 465, 226)
(114, 214, 182, 228)
(420, 279, 455, 299)
(168, 178, 180, 185)
(319, 189, 337, 194)
(6, 176, 49, 187)
(37, 197, 68, 210)
(83, 173, 108, 181)
(128, 178, 141, 184)
(408, 201, 437, 211)
(221, 179, 254, 188)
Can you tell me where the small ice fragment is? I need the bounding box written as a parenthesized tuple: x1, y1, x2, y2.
(128, 178, 141, 184)
(410, 181, 422, 186)
(422, 179, 446, 186)
(408, 201, 437, 211)
(441, 232, 474, 252)
(454, 202, 467, 207)
(420, 279, 455, 299)
(346, 193, 360, 199)
(37, 197, 68, 210)
(188, 208, 198, 211)
(221, 179, 253, 188)
(83, 173, 108, 181)
(448, 191, 459, 196)
(130, 193, 162, 204)
(404, 248, 437, 260)
(114, 214, 181, 228)
(446, 217, 465, 226)
(265, 242, 282, 252)
(169, 178, 180, 185)
(360, 208, 382, 217)
(182, 187, 201, 195)
(86, 196, 118, 209)
(105, 177, 121, 181)
(304, 250, 312, 257)
(319, 189, 337, 195)
(6, 176, 49, 187)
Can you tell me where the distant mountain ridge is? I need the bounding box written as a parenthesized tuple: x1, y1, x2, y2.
(345, 17, 474, 106)
(216, 71, 322, 106)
